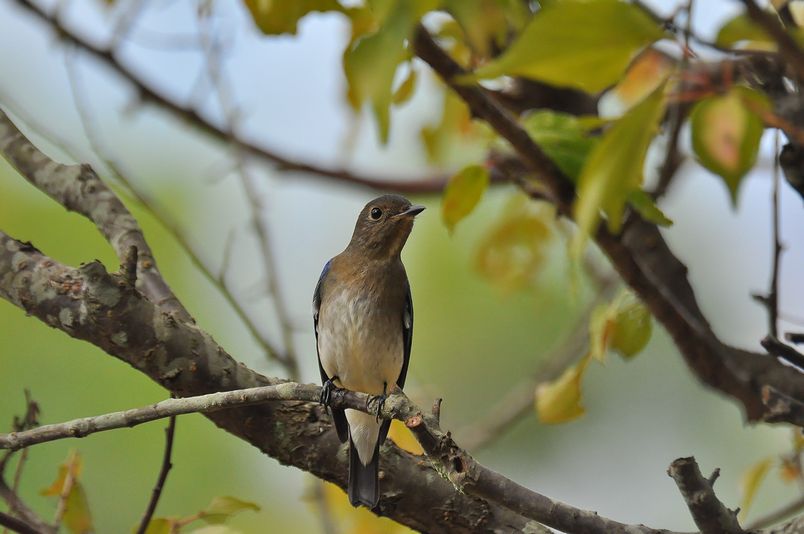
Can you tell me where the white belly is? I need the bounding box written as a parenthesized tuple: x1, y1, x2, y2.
(317, 287, 404, 396)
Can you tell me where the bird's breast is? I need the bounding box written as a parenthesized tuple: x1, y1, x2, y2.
(317, 282, 404, 395)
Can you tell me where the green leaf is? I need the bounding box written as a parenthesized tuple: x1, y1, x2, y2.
(343, 1, 413, 143)
(628, 190, 673, 227)
(442, 164, 490, 232)
(202, 496, 261, 524)
(690, 86, 768, 205)
(521, 110, 598, 180)
(445, 0, 509, 56)
(739, 457, 773, 521)
(535, 354, 591, 424)
(467, 0, 665, 92)
(392, 66, 418, 105)
(716, 13, 773, 49)
(573, 83, 666, 255)
(590, 291, 653, 361)
(243, 0, 343, 35)
(141, 518, 175, 534)
(191, 526, 243, 534)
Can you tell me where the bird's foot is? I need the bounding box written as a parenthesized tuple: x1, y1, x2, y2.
(320, 377, 340, 406)
(371, 382, 389, 422)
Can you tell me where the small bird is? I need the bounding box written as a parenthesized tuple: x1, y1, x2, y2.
(313, 194, 424, 508)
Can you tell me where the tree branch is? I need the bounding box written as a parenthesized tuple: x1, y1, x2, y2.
(0, 510, 41, 534)
(0, 229, 532, 533)
(135, 416, 176, 534)
(739, 0, 804, 82)
(667, 457, 743, 534)
(411, 24, 804, 425)
(0, 107, 191, 322)
(10, 0, 449, 194)
(0, 371, 681, 534)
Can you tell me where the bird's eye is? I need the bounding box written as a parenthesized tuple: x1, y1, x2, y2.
(370, 207, 383, 220)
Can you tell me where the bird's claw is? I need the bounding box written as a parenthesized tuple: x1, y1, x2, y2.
(371, 382, 389, 422)
(320, 378, 339, 406)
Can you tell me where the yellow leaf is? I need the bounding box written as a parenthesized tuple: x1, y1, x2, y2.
(316, 482, 415, 533)
(421, 90, 488, 165)
(388, 419, 423, 455)
(690, 86, 768, 205)
(535, 354, 591, 424)
(40, 452, 93, 534)
(392, 67, 418, 106)
(572, 82, 666, 255)
(202, 496, 260, 524)
(441, 164, 490, 232)
(475, 195, 553, 291)
(468, 0, 666, 93)
(607, 48, 676, 111)
(590, 291, 653, 361)
(779, 457, 801, 483)
(739, 457, 773, 521)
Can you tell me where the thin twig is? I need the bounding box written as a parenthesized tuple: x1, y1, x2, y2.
(13, 0, 449, 193)
(63, 52, 288, 366)
(0, 380, 679, 534)
(761, 335, 804, 369)
(0, 511, 40, 534)
(197, 16, 300, 378)
(0, 478, 55, 534)
(745, 493, 804, 530)
(769, 131, 783, 338)
(135, 416, 176, 534)
(52, 451, 78, 530)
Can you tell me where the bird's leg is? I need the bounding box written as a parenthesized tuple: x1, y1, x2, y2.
(320, 376, 340, 406)
(372, 382, 389, 422)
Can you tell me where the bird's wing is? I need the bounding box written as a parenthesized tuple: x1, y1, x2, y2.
(397, 280, 413, 390)
(313, 259, 349, 443)
(378, 279, 413, 446)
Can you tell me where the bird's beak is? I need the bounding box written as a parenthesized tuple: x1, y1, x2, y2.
(397, 205, 426, 218)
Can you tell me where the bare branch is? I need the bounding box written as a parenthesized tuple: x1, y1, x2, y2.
(761, 385, 804, 426)
(746, 493, 804, 530)
(667, 457, 743, 534)
(135, 416, 176, 534)
(0, 511, 41, 534)
(0, 478, 55, 534)
(11, 0, 449, 193)
(0, 377, 681, 534)
(0, 106, 191, 322)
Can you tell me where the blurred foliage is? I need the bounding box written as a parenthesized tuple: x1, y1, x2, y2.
(1, 0, 803, 531)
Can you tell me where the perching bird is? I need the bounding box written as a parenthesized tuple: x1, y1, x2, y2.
(313, 194, 424, 508)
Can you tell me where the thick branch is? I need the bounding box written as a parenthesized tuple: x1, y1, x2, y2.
(0, 368, 677, 534)
(667, 457, 743, 534)
(0, 231, 529, 533)
(411, 25, 804, 425)
(11, 0, 449, 194)
(0, 107, 191, 322)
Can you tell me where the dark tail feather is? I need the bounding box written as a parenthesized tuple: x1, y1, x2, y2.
(348, 437, 379, 508)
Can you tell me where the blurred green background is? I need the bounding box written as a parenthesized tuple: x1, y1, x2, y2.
(0, 1, 800, 533)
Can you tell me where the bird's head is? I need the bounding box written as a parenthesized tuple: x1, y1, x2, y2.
(348, 194, 425, 258)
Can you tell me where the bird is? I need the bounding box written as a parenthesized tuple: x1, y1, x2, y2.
(313, 194, 424, 508)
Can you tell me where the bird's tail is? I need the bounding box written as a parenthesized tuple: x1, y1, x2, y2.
(348, 436, 379, 508)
